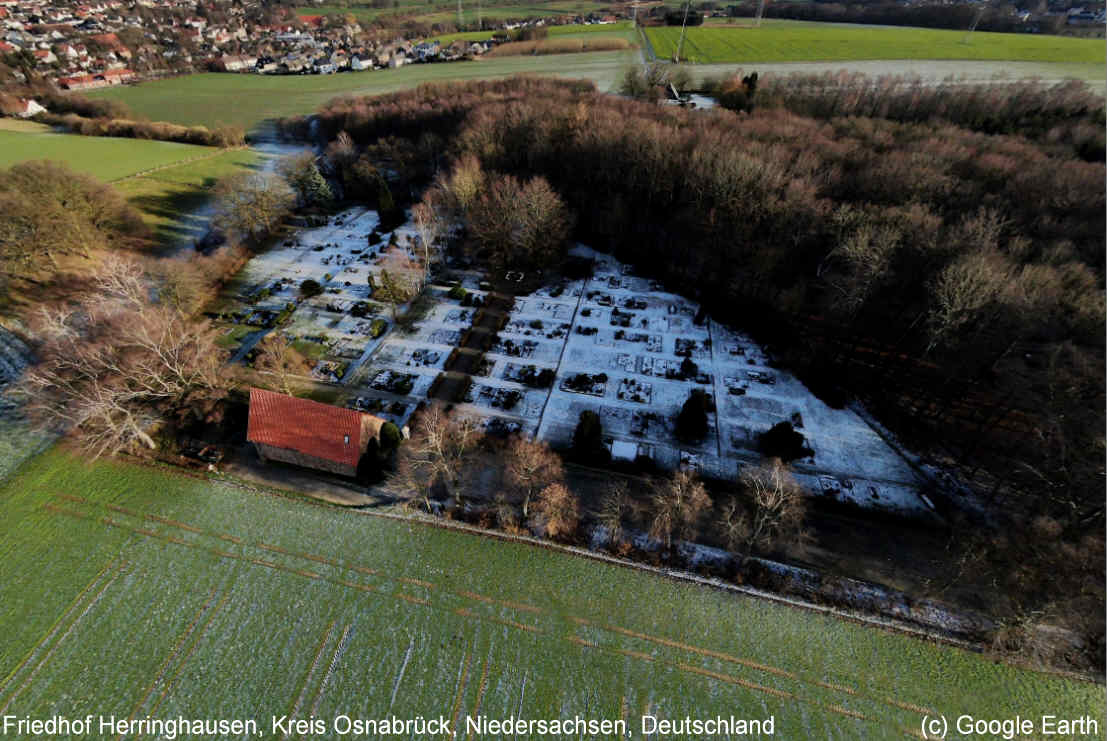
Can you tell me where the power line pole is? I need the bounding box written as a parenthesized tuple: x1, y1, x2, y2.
(676, 0, 691, 61)
(754, 0, 766, 27)
(457, 0, 463, 28)
(963, 2, 986, 41)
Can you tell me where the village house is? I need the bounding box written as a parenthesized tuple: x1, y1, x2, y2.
(246, 388, 386, 478)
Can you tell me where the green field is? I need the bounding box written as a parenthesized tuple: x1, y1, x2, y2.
(0, 125, 218, 182)
(87, 53, 636, 130)
(0, 448, 1100, 738)
(432, 19, 635, 44)
(644, 22, 1106, 64)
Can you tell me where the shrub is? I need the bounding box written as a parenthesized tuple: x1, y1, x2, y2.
(758, 421, 813, 462)
(675, 389, 712, 443)
(448, 285, 468, 300)
(300, 279, 324, 298)
(572, 410, 609, 464)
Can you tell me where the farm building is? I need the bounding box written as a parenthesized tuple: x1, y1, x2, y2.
(246, 388, 385, 477)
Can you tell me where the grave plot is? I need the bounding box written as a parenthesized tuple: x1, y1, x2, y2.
(373, 341, 447, 371)
(559, 372, 608, 397)
(616, 377, 653, 404)
(348, 395, 414, 427)
(426, 328, 462, 347)
(463, 384, 545, 417)
(367, 369, 418, 396)
(502, 362, 557, 389)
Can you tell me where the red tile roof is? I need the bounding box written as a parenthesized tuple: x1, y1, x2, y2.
(247, 388, 366, 468)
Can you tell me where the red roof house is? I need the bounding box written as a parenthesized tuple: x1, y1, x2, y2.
(247, 388, 385, 477)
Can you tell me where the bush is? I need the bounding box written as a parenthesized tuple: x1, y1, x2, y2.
(758, 421, 813, 462)
(448, 285, 468, 300)
(379, 421, 403, 453)
(572, 410, 609, 464)
(300, 279, 324, 298)
(675, 389, 712, 443)
(368, 318, 388, 338)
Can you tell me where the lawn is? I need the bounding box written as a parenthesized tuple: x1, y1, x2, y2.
(644, 21, 1106, 64)
(87, 52, 637, 131)
(0, 448, 1101, 738)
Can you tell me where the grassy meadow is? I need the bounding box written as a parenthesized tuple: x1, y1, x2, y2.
(87, 52, 636, 130)
(0, 448, 1101, 738)
(644, 21, 1106, 64)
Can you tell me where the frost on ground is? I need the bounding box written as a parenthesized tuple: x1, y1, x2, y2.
(217, 211, 932, 515)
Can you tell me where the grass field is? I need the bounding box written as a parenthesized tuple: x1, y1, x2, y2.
(0, 127, 218, 182)
(644, 22, 1106, 64)
(432, 19, 634, 44)
(0, 448, 1100, 738)
(87, 52, 636, 130)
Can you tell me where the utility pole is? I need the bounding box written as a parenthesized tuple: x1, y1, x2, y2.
(457, 0, 463, 29)
(676, 0, 691, 61)
(477, 0, 482, 29)
(963, 2, 986, 41)
(754, 0, 766, 27)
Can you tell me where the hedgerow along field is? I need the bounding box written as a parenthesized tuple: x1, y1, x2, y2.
(0, 449, 1100, 738)
(0, 123, 264, 247)
(86, 51, 637, 131)
(644, 21, 1106, 64)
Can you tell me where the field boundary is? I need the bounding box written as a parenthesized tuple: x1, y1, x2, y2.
(107, 145, 251, 184)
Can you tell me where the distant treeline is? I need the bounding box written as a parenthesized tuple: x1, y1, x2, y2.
(704, 72, 1106, 161)
(282, 77, 1104, 531)
(719, 0, 1065, 34)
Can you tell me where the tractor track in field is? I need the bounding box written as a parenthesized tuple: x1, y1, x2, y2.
(38, 493, 944, 731)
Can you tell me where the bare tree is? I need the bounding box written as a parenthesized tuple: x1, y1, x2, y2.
(737, 458, 808, 552)
(394, 406, 483, 507)
(467, 174, 571, 270)
(411, 197, 444, 288)
(648, 469, 711, 551)
(718, 499, 752, 553)
(375, 248, 422, 319)
(17, 260, 227, 458)
(503, 436, 564, 518)
(254, 333, 309, 395)
(597, 480, 639, 546)
(212, 171, 295, 245)
(533, 482, 580, 540)
(926, 249, 1013, 352)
